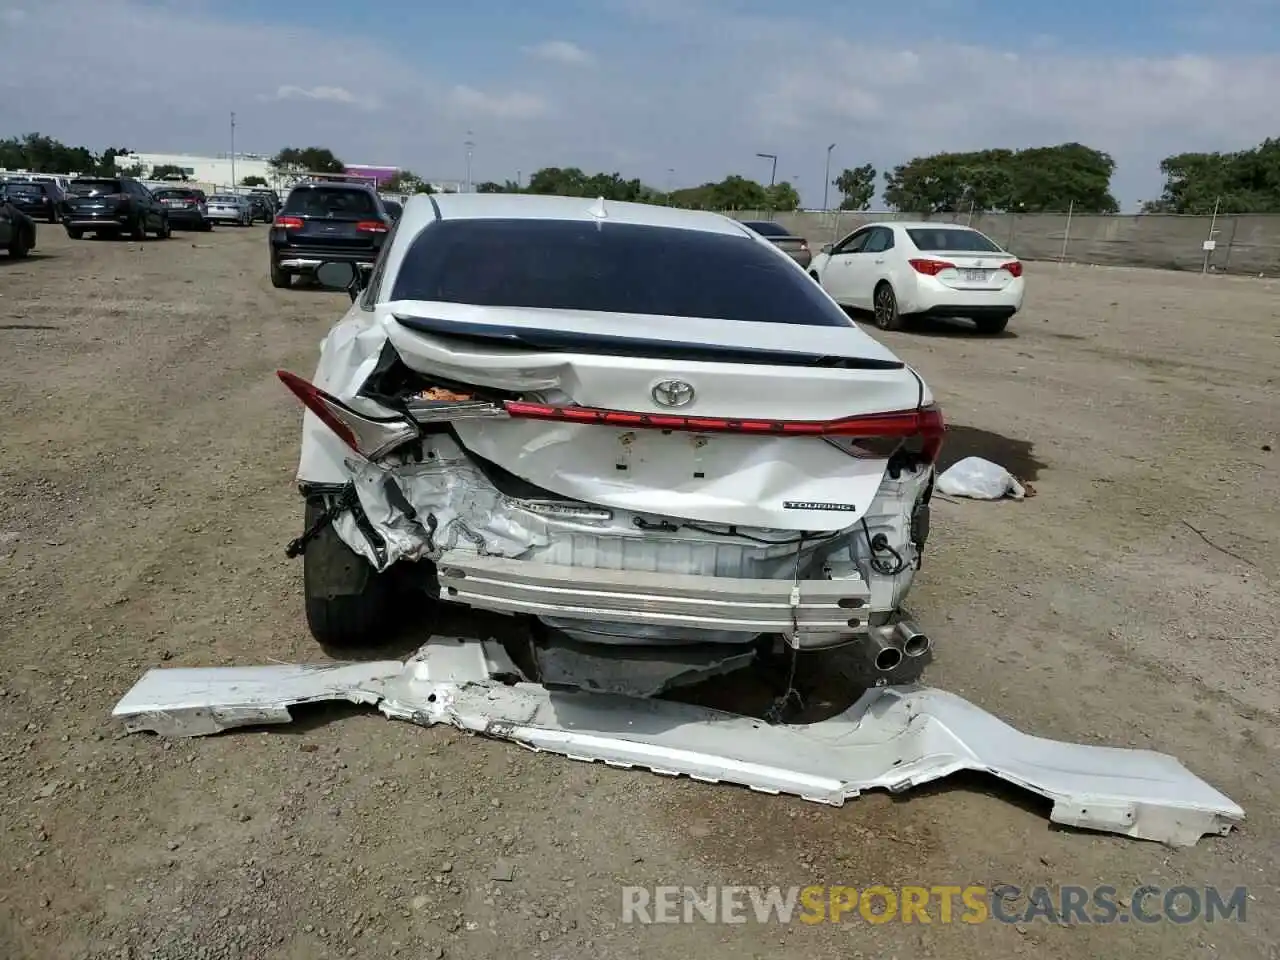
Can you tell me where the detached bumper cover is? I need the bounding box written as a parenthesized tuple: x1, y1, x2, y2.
(112, 638, 1243, 847)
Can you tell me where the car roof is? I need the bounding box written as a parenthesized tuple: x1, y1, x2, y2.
(870, 220, 983, 231)
(288, 181, 377, 194)
(397, 192, 749, 239)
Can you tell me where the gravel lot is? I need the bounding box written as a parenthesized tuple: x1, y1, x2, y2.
(1, 225, 1278, 960)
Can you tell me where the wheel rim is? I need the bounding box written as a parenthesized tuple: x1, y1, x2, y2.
(875, 288, 894, 327)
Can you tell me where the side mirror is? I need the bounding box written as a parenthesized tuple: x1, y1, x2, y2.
(384, 201, 402, 221)
(315, 261, 360, 300)
(820, 243, 833, 255)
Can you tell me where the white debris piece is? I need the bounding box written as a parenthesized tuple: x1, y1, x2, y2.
(937, 456, 1027, 500)
(111, 637, 1244, 847)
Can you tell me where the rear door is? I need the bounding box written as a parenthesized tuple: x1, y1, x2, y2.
(820, 227, 872, 303)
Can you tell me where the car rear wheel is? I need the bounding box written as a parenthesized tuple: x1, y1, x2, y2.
(130, 215, 147, 241)
(158, 216, 172, 239)
(199, 220, 212, 232)
(873, 282, 905, 331)
(301, 498, 399, 649)
(47, 209, 59, 224)
(8, 228, 32, 258)
(270, 260, 292, 289)
(65, 226, 84, 240)
(974, 315, 1010, 335)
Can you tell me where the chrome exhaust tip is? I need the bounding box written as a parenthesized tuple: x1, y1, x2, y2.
(894, 620, 932, 658)
(866, 629, 904, 672)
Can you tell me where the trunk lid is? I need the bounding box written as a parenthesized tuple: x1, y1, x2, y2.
(924, 253, 1020, 291)
(378, 303, 928, 530)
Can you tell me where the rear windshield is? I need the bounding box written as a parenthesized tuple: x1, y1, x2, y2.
(210, 195, 239, 203)
(743, 220, 790, 237)
(907, 228, 1003, 253)
(153, 189, 194, 199)
(67, 179, 123, 196)
(389, 219, 854, 326)
(284, 187, 377, 217)
(4, 183, 44, 197)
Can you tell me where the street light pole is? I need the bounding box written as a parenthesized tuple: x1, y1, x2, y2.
(823, 143, 835, 211)
(230, 112, 236, 189)
(756, 152, 777, 187)
(464, 133, 475, 193)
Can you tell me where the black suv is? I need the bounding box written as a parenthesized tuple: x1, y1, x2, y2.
(1, 180, 63, 223)
(268, 182, 392, 289)
(62, 176, 170, 240)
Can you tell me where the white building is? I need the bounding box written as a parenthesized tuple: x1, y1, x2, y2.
(114, 151, 277, 189)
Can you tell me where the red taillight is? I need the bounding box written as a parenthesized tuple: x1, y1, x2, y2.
(908, 259, 955, 276)
(356, 220, 389, 233)
(274, 215, 304, 229)
(502, 401, 946, 461)
(276, 370, 419, 459)
(1002, 260, 1023, 278)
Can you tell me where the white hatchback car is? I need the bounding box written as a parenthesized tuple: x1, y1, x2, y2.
(277, 194, 945, 682)
(807, 222, 1025, 334)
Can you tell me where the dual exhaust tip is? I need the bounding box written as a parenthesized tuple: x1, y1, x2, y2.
(868, 620, 932, 673)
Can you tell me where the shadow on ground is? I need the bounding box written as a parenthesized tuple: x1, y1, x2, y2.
(940, 423, 1047, 482)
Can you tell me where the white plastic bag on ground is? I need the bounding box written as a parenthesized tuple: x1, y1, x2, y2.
(937, 456, 1026, 500)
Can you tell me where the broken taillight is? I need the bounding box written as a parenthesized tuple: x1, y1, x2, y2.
(502, 401, 946, 462)
(277, 370, 420, 459)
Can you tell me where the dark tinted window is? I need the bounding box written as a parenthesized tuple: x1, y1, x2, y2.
(907, 227, 1002, 253)
(4, 183, 44, 197)
(67, 179, 123, 196)
(390, 219, 854, 326)
(153, 189, 196, 200)
(742, 220, 790, 237)
(284, 187, 377, 217)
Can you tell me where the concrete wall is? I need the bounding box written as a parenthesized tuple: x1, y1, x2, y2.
(729, 210, 1280, 276)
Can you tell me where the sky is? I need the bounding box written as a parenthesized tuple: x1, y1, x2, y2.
(2, 0, 1279, 209)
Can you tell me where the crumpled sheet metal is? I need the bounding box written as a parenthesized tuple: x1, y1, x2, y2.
(111, 639, 1244, 847)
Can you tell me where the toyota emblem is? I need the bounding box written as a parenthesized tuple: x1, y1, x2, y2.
(652, 379, 695, 408)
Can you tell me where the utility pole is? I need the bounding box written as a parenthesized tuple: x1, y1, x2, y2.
(823, 143, 836, 212)
(230, 112, 236, 189)
(464, 132, 475, 193)
(756, 152, 777, 187)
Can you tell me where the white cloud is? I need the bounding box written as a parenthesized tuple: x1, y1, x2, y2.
(1, 0, 1278, 205)
(524, 40, 595, 67)
(269, 86, 379, 110)
(446, 85, 551, 121)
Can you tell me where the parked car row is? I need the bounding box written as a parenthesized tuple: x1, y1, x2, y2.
(0, 173, 283, 242)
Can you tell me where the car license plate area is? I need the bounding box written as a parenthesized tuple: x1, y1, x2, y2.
(961, 269, 990, 283)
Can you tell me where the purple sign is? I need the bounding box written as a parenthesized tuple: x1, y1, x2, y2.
(344, 165, 399, 185)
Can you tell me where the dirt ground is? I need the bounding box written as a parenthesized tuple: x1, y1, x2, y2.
(1, 225, 1278, 960)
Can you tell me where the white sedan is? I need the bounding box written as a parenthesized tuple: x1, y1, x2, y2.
(807, 221, 1025, 334)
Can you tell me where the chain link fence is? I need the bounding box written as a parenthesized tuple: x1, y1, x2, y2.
(726, 209, 1280, 276)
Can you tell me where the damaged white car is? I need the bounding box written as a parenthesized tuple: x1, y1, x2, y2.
(277, 193, 945, 684)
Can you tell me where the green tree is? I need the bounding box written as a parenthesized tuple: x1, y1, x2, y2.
(670, 175, 771, 210)
(383, 170, 433, 194)
(150, 164, 189, 180)
(96, 146, 132, 176)
(0, 133, 97, 174)
(883, 143, 1118, 213)
(476, 180, 521, 193)
(765, 181, 801, 212)
(834, 164, 877, 210)
(1145, 139, 1280, 214)
(240, 175, 268, 187)
(269, 146, 345, 180)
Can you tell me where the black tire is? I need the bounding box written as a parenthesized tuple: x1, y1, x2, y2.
(974, 315, 1010, 335)
(130, 214, 147, 241)
(873, 282, 904, 331)
(158, 216, 172, 239)
(270, 260, 291, 289)
(48, 209, 60, 224)
(199, 220, 212, 232)
(302, 498, 396, 649)
(8, 228, 32, 258)
(66, 226, 84, 240)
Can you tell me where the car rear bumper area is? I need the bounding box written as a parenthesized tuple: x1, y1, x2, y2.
(272, 247, 377, 270)
(436, 550, 872, 649)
